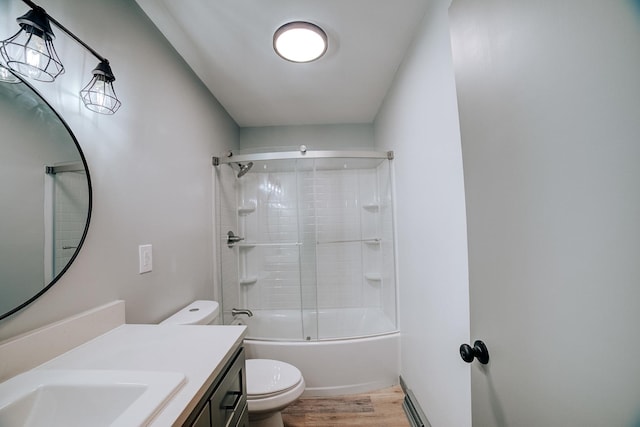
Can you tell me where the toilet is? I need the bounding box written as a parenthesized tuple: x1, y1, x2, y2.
(161, 300, 305, 427)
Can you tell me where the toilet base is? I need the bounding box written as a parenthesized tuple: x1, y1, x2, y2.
(248, 410, 284, 427)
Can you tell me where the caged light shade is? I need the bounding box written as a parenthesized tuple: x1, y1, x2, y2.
(0, 8, 64, 82)
(80, 60, 122, 115)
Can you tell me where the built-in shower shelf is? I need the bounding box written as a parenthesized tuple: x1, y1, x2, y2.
(365, 273, 382, 281)
(362, 203, 380, 211)
(237, 205, 256, 215)
(239, 276, 258, 285)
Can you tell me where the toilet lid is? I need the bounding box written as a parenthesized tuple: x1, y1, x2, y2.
(245, 359, 302, 397)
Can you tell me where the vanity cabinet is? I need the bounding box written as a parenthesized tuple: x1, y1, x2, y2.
(185, 347, 248, 427)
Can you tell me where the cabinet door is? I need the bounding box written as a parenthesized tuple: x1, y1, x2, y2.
(191, 401, 211, 427)
(234, 402, 249, 427)
(210, 349, 246, 426)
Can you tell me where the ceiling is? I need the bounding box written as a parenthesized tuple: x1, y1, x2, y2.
(134, 0, 430, 128)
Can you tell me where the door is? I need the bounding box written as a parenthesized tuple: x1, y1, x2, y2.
(215, 159, 306, 338)
(450, 0, 640, 425)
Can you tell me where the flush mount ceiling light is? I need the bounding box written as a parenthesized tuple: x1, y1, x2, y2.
(0, 0, 122, 114)
(273, 21, 327, 63)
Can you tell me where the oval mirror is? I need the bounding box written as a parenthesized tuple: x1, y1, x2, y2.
(0, 68, 92, 321)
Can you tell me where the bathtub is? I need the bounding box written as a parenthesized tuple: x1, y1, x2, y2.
(236, 308, 400, 396)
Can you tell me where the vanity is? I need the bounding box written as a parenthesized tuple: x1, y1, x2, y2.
(0, 301, 247, 426)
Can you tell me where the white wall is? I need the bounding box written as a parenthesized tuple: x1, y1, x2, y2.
(239, 123, 373, 152)
(374, 0, 471, 425)
(450, 0, 640, 425)
(0, 0, 238, 340)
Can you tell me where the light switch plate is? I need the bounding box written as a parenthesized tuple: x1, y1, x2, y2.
(139, 244, 152, 274)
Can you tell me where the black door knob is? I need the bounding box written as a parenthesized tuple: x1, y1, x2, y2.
(459, 340, 489, 364)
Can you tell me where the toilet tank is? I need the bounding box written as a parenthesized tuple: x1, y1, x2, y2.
(160, 300, 219, 325)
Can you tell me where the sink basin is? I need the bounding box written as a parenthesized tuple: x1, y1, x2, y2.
(0, 369, 185, 427)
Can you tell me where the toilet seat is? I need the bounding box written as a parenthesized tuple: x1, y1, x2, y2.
(246, 359, 302, 398)
(247, 377, 305, 416)
(248, 384, 298, 399)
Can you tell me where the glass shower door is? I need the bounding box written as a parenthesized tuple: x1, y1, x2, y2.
(311, 157, 397, 339)
(216, 158, 309, 341)
(215, 150, 397, 342)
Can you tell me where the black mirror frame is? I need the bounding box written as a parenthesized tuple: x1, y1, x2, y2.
(0, 74, 93, 321)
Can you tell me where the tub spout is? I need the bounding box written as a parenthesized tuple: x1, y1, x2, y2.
(232, 308, 253, 317)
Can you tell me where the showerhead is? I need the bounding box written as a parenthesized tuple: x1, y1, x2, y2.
(236, 162, 253, 178)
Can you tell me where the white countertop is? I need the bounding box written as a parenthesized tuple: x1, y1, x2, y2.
(35, 324, 247, 426)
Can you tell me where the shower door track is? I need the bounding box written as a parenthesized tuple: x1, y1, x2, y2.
(213, 149, 394, 165)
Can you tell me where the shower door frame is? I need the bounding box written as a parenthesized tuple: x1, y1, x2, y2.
(214, 149, 397, 341)
(43, 162, 90, 282)
(213, 149, 394, 166)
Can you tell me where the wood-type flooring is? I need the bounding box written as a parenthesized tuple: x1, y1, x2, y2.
(281, 385, 411, 427)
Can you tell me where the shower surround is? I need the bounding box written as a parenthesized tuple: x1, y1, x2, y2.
(215, 149, 399, 394)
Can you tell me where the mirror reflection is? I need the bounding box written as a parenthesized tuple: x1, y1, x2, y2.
(0, 70, 91, 320)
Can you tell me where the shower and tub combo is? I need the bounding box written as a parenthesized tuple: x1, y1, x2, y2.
(214, 148, 399, 396)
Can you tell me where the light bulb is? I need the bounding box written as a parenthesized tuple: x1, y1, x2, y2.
(26, 35, 45, 65)
(93, 80, 107, 108)
(25, 37, 47, 78)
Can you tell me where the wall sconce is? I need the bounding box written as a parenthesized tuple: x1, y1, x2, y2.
(0, 7, 64, 82)
(0, 0, 121, 114)
(80, 60, 121, 115)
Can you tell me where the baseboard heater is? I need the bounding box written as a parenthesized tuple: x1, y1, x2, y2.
(400, 376, 432, 427)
